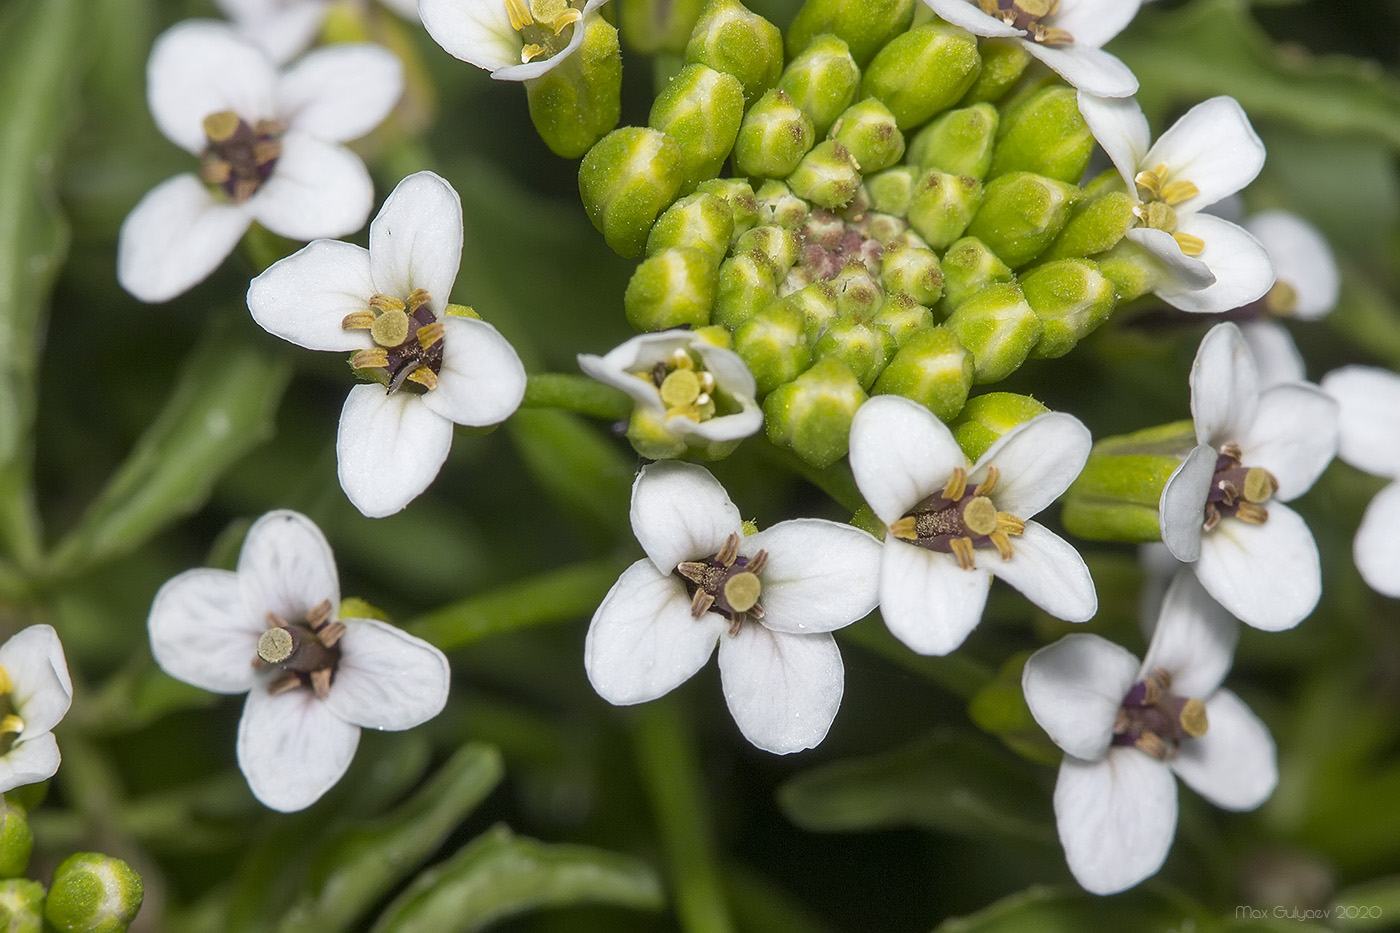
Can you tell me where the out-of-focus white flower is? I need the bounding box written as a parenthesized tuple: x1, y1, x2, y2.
(0, 626, 72, 794)
(214, 0, 422, 65)
(420, 0, 611, 81)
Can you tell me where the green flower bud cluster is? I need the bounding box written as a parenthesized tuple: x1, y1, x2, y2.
(578, 0, 1135, 466)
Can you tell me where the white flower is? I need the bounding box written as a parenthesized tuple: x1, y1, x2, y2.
(214, 0, 422, 65)
(1023, 568, 1276, 895)
(0, 626, 72, 794)
(848, 395, 1097, 656)
(118, 21, 404, 303)
(1322, 365, 1400, 598)
(147, 510, 450, 812)
(420, 0, 610, 82)
(584, 461, 881, 754)
(248, 171, 527, 518)
(923, 0, 1141, 98)
(1077, 93, 1274, 313)
(1158, 323, 1337, 630)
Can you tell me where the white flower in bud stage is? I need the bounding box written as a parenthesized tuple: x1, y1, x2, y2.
(0, 626, 72, 794)
(147, 510, 450, 812)
(1322, 365, 1400, 598)
(1159, 323, 1337, 631)
(1078, 92, 1275, 314)
(214, 0, 422, 65)
(248, 171, 527, 518)
(923, 0, 1141, 98)
(118, 21, 404, 303)
(585, 461, 881, 754)
(420, 0, 611, 81)
(1023, 569, 1276, 895)
(848, 396, 1097, 657)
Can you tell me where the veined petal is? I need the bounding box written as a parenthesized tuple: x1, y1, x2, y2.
(246, 239, 376, 352)
(1354, 481, 1400, 598)
(278, 44, 404, 143)
(0, 733, 61, 794)
(117, 174, 251, 303)
(1239, 382, 1337, 502)
(1322, 365, 1400, 478)
(1023, 633, 1140, 762)
(337, 385, 454, 518)
(1156, 214, 1274, 314)
(369, 172, 463, 313)
(878, 538, 990, 656)
(1054, 749, 1178, 896)
(1195, 502, 1320, 632)
(1022, 43, 1138, 99)
(420, 317, 527, 427)
(221, 0, 326, 64)
(986, 521, 1097, 622)
(971, 412, 1092, 520)
(1076, 91, 1151, 193)
(148, 568, 263, 694)
(718, 627, 843, 754)
(1158, 445, 1215, 563)
(1245, 211, 1338, 321)
(630, 461, 742, 574)
(237, 683, 360, 812)
(1190, 322, 1259, 449)
(323, 620, 450, 730)
(490, 0, 613, 82)
(849, 395, 966, 526)
(0, 626, 72, 735)
(584, 559, 726, 705)
(1139, 569, 1237, 698)
(745, 519, 881, 634)
(420, 0, 527, 73)
(1170, 689, 1276, 811)
(147, 20, 278, 154)
(1050, 0, 1142, 48)
(921, 0, 1024, 37)
(247, 133, 373, 241)
(1241, 321, 1306, 389)
(1141, 97, 1265, 214)
(238, 510, 341, 624)
(1126, 227, 1215, 294)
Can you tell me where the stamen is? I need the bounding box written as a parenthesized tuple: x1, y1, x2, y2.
(1234, 502, 1269, 524)
(716, 533, 740, 567)
(310, 668, 333, 700)
(728, 616, 744, 637)
(408, 367, 440, 391)
(691, 588, 715, 619)
(974, 465, 999, 496)
(521, 43, 547, 63)
(995, 512, 1025, 535)
(942, 466, 967, 502)
(341, 310, 375, 331)
(1135, 731, 1168, 760)
(949, 536, 976, 571)
(199, 160, 232, 185)
(352, 348, 390, 370)
(268, 672, 301, 696)
(888, 516, 918, 540)
(416, 322, 446, 350)
(550, 8, 582, 33)
(266, 611, 289, 628)
(0, 664, 12, 695)
(962, 496, 998, 537)
(257, 628, 295, 665)
(306, 600, 333, 626)
(0, 715, 23, 736)
(1134, 168, 1163, 200)
(315, 620, 346, 648)
(1265, 281, 1299, 316)
(723, 572, 762, 613)
(407, 289, 433, 312)
(671, 348, 694, 370)
(989, 532, 1014, 561)
(1173, 232, 1206, 256)
(1034, 25, 1072, 44)
(505, 0, 532, 29)
(371, 308, 411, 348)
(746, 549, 769, 575)
(1178, 698, 1209, 738)
(370, 294, 407, 313)
(676, 561, 709, 585)
(1160, 180, 1199, 205)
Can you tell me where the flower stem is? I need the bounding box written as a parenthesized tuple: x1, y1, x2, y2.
(521, 373, 632, 420)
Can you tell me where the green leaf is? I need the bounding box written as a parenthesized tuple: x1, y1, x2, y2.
(1331, 876, 1400, 931)
(369, 825, 664, 932)
(506, 408, 634, 539)
(932, 885, 1234, 933)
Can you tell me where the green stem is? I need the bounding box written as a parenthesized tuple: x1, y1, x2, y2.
(1328, 265, 1400, 371)
(521, 373, 632, 420)
(838, 618, 993, 700)
(755, 440, 866, 514)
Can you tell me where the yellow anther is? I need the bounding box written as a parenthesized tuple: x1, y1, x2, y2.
(202, 110, 241, 142)
(699, 371, 716, 393)
(370, 294, 407, 313)
(407, 288, 432, 312)
(252, 139, 282, 165)
(352, 348, 389, 370)
(341, 310, 375, 331)
(505, 0, 532, 29)
(520, 43, 547, 63)
(1018, 0, 1055, 15)
(976, 0, 999, 13)
(199, 160, 232, 185)
(1172, 231, 1206, 256)
(716, 533, 740, 567)
(416, 322, 446, 350)
(950, 536, 977, 571)
(1134, 168, 1164, 200)
(1235, 502, 1269, 525)
(974, 465, 999, 497)
(1160, 180, 1199, 206)
(0, 665, 11, 695)
(254, 119, 285, 138)
(257, 627, 294, 664)
(660, 369, 702, 409)
(1265, 280, 1299, 316)
(1035, 25, 1073, 45)
(889, 517, 918, 540)
(963, 496, 998, 536)
(1135, 731, 1168, 761)
(231, 178, 260, 203)
(311, 668, 332, 700)
(942, 466, 968, 502)
(0, 715, 22, 736)
(407, 366, 439, 391)
(1179, 698, 1209, 738)
(989, 532, 1015, 561)
(996, 512, 1026, 535)
(671, 348, 695, 370)
(1243, 467, 1277, 504)
(724, 572, 763, 613)
(371, 308, 410, 347)
(690, 588, 715, 619)
(550, 8, 582, 33)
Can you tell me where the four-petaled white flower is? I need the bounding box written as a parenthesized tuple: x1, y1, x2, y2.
(848, 395, 1097, 656)
(0, 626, 72, 794)
(147, 510, 451, 812)
(214, 0, 421, 65)
(421, 0, 611, 82)
(1077, 92, 1274, 313)
(923, 0, 1141, 98)
(1322, 365, 1400, 598)
(585, 461, 881, 754)
(1023, 568, 1276, 895)
(118, 20, 404, 303)
(248, 171, 527, 518)
(1159, 323, 1337, 631)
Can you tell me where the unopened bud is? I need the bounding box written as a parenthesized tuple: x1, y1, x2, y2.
(787, 140, 862, 209)
(988, 86, 1094, 185)
(734, 302, 812, 393)
(1095, 239, 1160, 304)
(1062, 422, 1198, 543)
(525, 16, 623, 158)
(44, 853, 144, 933)
(777, 34, 860, 137)
(872, 293, 935, 346)
(696, 177, 760, 240)
(907, 170, 983, 250)
(786, 0, 915, 66)
(647, 192, 735, 262)
(620, 0, 707, 55)
(649, 64, 746, 192)
(754, 179, 811, 229)
(831, 263, 882, 319)
(0, 879, 43, 933)
(864, 166, 917, 216)
(735, 223, 800, 274)
(763, 357, 867, 467)
(873, 327, 973, 421)
(1021, 259, 1117, 359)
(831, 98, 905, 174)
(0, 799, 31, 879)
(939, 236, 1013, 311)
(949, 392, 1050, 460)
(861, 22, 981, 130)
(958, 37, 1031, 104)
(1043, 186, 1137, 261)
(714, 250, 778, 328)
(579, 127, 685, 257)
(734, 89, 816, 179)
(880, 241, 944, 305)
(908, 103, 998, 179)
(965, 171, 1079, 268)
(684, 0, 784, 102)
(814, 315, 895, 390)
(945, 282, 1043, 383)
(625, 248, 718, 330)
(777, 281, 840, 343)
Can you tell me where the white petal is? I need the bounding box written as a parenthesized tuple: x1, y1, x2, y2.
(1190, 322, 1258, 448)
(226, 0, 326, 64)
(1022, 43, 1138, 99)
(577, 338, 673, 410)
(246, 239, 376, 351)
(1245, 211, 1339, 320)
(1076, 91, 1151, 193)
(237, 683, 360, 812)
(489, 0, 612, 82)
(1354, 481, 1400, 598)
(419, 317, 526, 427)
(849, 395, 966, 526)
(971, 412, 1092, 520)
(246, 133, 373, 241)
(0, 626, 72, 735)
(1170, 689, 1276, 811)
(1195, 502, 1320, 632)
(147, 20, 277, 154)
(584, 560, 726, 705)
(420, 0, 526, 73)
(117, 174, 250, 303)
(1054, 749, 1178, 896)
(1240, 321, 1306, 389)
(0, 733, 60, 794)
(1238, 382, 1337, 502)
(1137, 542, 1181, 637)
(630, 461, 742, 574)
(1158, 445, 1215, 562)
(277, 44, 403, 142)
(147, 569, 262, 694)
(377, 0, 421, 20)
(322, 619, 450, 730)
(337, 385, 454, 518)
(922, 0, 1023, 37)
(986, 521, 1097, 622)
(718, 626, 843, 754)
(1322, 365, 1400, 477)
(1141, 97, 1265, 214)
(1156, 214, 1275, 314)
(238, 509, 341, 623)
(744, 520, 881, 634)
(878, 538, 990, 656)
(679, 405, 765, 443)
(1139, 569, 1237, 697)
(696, 342, 759, 401)
(369, 172, 463, 312)
(1126, 227, 1216, 293)
(1050, 0, 1142, 48)
(1023, 633, 1140, 761)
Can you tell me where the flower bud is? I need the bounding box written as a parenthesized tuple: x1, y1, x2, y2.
(649, 64, 746, 192)
(1043, 188, 1137, 261)
(814, 315, 895, 390)
(785, 0, 915, 66)
(948, 392, 1050, 460)
(777, 281, 839, 343)
(625, 248, 718, 330)
(1061, 421, 1198, 543)
(1021, 259, 1117, 359)
(696, 178, 760, 240)
(864, 166, 917, 216)
(684, 0, 784, 103)
(0, 799, 32, 879)
(872, 293, 935, 346)
(754, 180, 812, 229)
(579, 127, 685, 257)
(620, 0, 707, 55)
(0, 879, 44, 933)
(881, 240, 944, 305)
(733, 89, 816, 179)
(987, 86, 1094, 185)
(960, 38, 1031, 105)
(1095, 239, 1160, 304)
(524, 16, 623, 159)
(965, 171, 1079, 268)
(944, 282, 1043, 383)
(938, 236, 1013, 310)
(831, 98, 905, 174)
(713, 250, 778, 328)
(763, 357, 867, 467)
(908, 103, 998, 180)
(646, 192, 735, 262)
(786, 140, 862, 209)
(777, 34, 860, 137)
(44, 853, 144, 933)
(734, 302, 812, 394)
(831, 262, 882, 319)
(907, 170, 983, 250)
(861, 22, 981, 130)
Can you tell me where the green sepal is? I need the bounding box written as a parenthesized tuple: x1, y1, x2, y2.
(944, 282, 1043, 384)
(871, 326, 973, 422)
(683, 0, 783, 103)
(861, 22, 982, 130)
(873, 293, 935, 346)
(0, 799, 30, 879)
(988, 86, 1094, 185)
(965, 171, 1080, 268)
(813, 315, 896, 391)
(624, 248, 718, 330)
(1043, 187, 1137, 261)
(620, 0, 707, 55)
(696, 177, 760, 240)
(338, 596, 391, 623)
(938, 236, 1013, 311)
(1021, 259, 1117, 359)
(0, 879, 43, 933)
(777, 34, 860, 137)
(649, 64, 745, 192)
(763, 357, 868, 468)
(646, 192, 735, 262)
(733, 302, 812, 394)
(881, 240, 944, 306)
(579, 127, 686, 257)
(733, 88, 816, 179)
(786, 139, 862, 209)
(713, 250, 779, 328)
(44, 853, 143, 933)
(785, 0, 915, 66)
(524, 16, 623, 159)
(957, 37, 1030, 104)
(1061, 421, 1199, 543)
(832, 97, 905, 174)
(948, 392, 1051, 461)
(864, 166, 918, 216)
(626, 408, 690, 460)
(907, 170, 983, 250)
(908, 103, 998, 180)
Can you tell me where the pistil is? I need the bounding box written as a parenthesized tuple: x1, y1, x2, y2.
(638, 349, 718, 423)
(889, 466, 1025, 569)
